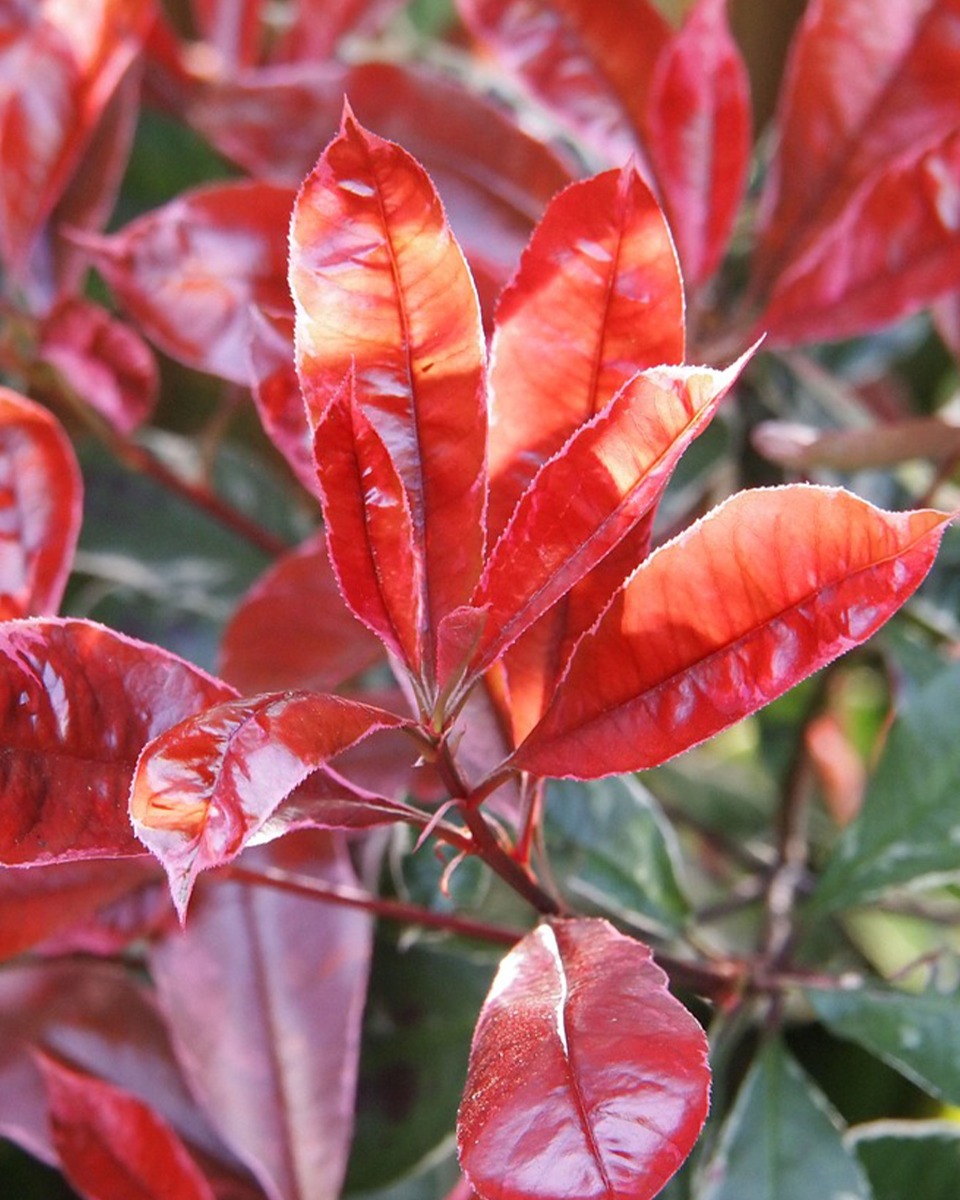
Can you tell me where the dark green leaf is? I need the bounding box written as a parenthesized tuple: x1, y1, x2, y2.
(545, 777, 689, 933)
(345, 938, 495, 1193)
(699, 1040, 870, 1200)
(807, 982, 960, 1104)
(812, 659, 960, 913)
(848, 1120, 960, 1200)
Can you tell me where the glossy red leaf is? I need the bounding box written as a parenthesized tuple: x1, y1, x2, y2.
(74, 182, 295, 383)
(514, 487, 952, 779)
(759, 131, 960, 347)
(38, 298, 158, 434)
(471, 355, 751, 677)
(0, 388, 82, 619)
(0, 860, 158, 963)
(150, 834, 373, 1200)
(0, 0, 152, 277)
(38, 1054, 216, 1200)
(644, 0, 751, 286)
(457, 918, 710, 1200)
(0, 619, 235, 866)
(488, 163, 684, 537)
(220, 531, 384, 695)
(755, 0, 960, 292)
(310, 377, 425, 674)
(291, 109, 487, 689)
(456, 0, 671, 167)
(130, 689, 407, 918)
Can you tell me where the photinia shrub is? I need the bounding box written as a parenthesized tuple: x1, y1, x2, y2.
(2, 3, 960, 1200)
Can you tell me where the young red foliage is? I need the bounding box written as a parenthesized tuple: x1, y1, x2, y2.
(290, 109, 488, 700)
(75, 182, 296, 383)
(0, 0, 153, 285)
(458, 919, 710, 1200)
(0, 619, 235, 866)
(37, 1053, 217, 1200)
(0, 389, 82, 619)
(131, 690, 408, 918)
(1, 6, 959, 1197)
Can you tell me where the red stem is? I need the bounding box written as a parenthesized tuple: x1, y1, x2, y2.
(224, 864, 524, 946)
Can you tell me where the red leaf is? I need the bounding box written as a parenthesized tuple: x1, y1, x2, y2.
(456, 0, 671, 167)
(488, 164, 684, 537)
(755, 0, 960, 292)
(0, 0, 152, 277)
(311, 377, 426, 674)
(644, 0, 751, 286)
(0, 619, 235, 866)
(291, 108, 487, 690)
(187, 61, 572, 313)
(38, 298, 158, 434)
(272, 0, 407, 63)
(46, 52, 143, 300)
(471, 355, 751, 678)
(150, 834, 373, 1200)
(74, 181, 295, 383)
(130, 689, 407, 918)
(0, 388, 82, 619)
(759, 131, 960, 347)
(0, 860, 158, 963)
(0, 960, 251, 1182)
(189, 0, 268, 68)
(457, 918, 710, 1200)
(514, 487, 952, 779)
(38, 1054, 216, 1200)
(220, 531, 384, 694)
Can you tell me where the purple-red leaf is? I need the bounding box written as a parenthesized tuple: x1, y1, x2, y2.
(457, 0, 671, 167)
(0, 960, 252, 1184)
(457, 918, 710, 1200)
(150, 834, 373, 1200)
(759, 131, 960, 346)
(0, 388, 82, 619)
(291, 109, 487, 689)
(130, 690, 407, 918)
(38, 1054, 216, 1200)
(220, 531, 384, 695)
(488, 163, 684, 537)
(514, 487, 952, 779)
(187, 60, 572, 317)
(0, 0, 153, 278)
(644, 0, 751, 286)
(0, 619, 235, 866)
(470, 355, 751, 678)
(0, 860, 159, 963)
(38, 298, 158, 434)
(754, 0, 960, 296)
(74, 182, 295, 383)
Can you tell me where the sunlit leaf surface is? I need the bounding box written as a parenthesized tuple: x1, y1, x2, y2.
(458, 918, 709, 1200)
